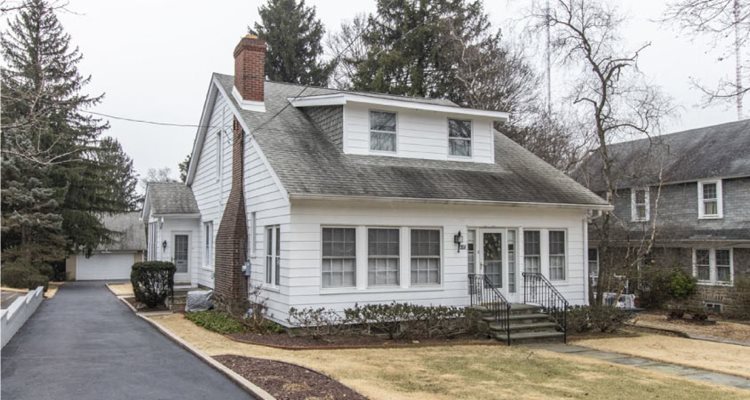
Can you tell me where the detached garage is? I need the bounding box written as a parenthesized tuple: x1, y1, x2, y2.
(66, 212, 146, 281)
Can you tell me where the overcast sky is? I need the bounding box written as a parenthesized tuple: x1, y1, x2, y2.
(39, 0, 737, 183)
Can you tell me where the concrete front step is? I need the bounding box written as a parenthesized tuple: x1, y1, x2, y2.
(489, 321, 559, 333)
(496, 330, 565, 344)
(483, 313, 550, 325)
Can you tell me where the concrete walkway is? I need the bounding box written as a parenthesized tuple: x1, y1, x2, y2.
(1, 282, 254, 400)
(529, 343, 750, 390)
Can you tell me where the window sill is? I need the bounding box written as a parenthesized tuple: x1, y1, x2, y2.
(697, 281, 733, 287)
(320, 286, 443, 295)
(261, 285, 281, 293)
(631, 219, 649, 223)
(698, 215, 723, 220)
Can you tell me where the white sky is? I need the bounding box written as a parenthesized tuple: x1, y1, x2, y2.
(45, 0, 737, 182)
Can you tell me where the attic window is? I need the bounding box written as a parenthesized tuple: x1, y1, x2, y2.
(448, 119, 472, 157)
(369, 111, 397, 152)
(698, 180, 722, 219)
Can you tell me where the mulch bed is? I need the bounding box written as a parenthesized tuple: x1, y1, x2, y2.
(228, 331, 499, 350)
(215, 354, 367, 400)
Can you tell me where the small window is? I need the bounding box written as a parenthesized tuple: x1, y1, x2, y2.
(549, 231, 566, 280)
(695, 249, 711, 281)
(631, 188, 649, 221)
(203, 221, 213, 268)
(523, 230, 541, 274)
(716, 249, 731, 283)
(265, 226, 281, 285)
(410, 229, 441, 285)
(369, 111, 397, 152)
(698, 180, 722, 218)
(368, 228, 400, 286)
(215, 132, 223, 181)
(448, 119, 472, 157)
(322, 227, 356, 288)
(588, 248, 599, 277)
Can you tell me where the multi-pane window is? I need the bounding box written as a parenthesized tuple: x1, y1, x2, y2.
(588, 248, 599, 277)
(448, 119, 472, 157)
(369, 111, 397, 152)
(549, 231, 566, 280)
(716, 250, 731, 282)
(265, 226, 281, 285)
(631, 188, 649, 221)
(698, 181, 722, 218)
(467, 229, 476, 275)
(507, 230, 517, 293)
(695, 249, 711, 281)
(523, 230, 541, 274)
(368, 228, 400, 286)
(410, 229, 441, 284)
(322, 228, 356, 288)
(203, 221, 213, 267)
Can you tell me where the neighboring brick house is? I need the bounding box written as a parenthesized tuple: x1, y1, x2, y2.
(578, 121, 750, 314)
(143, 34, 611, 327)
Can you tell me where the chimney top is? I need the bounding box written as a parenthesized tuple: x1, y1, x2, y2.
(232, 34, 266, 112)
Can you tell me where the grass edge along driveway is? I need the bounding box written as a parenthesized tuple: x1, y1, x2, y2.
(149, 313, 749, 400)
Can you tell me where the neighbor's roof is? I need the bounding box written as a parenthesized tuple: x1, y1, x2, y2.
(193, 74, 609, 208)
(576, 119, 750, 192)
(98, 212, 146, 251)
(144, 182, 199, 215)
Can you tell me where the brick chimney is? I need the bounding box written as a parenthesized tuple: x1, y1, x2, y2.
(232, 34, 266, 111)
(214, 118, 249, 315)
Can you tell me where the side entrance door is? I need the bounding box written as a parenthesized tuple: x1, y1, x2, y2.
(173, 233, 189, 283)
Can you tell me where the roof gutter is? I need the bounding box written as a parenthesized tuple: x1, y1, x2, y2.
(289, 193, 613, 211)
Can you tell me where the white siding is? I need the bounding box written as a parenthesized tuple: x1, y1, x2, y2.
(146, 213, 200, 285)
(191, 93, 234, 287)
(270, 199, 589, 326)
(343, 103, 495, 164)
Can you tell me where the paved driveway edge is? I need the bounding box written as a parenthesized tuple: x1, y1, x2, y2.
(113, 295, 275, 400)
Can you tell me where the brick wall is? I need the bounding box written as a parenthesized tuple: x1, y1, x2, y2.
(233, 36, 266, 102)
(213, 118, 249, 313)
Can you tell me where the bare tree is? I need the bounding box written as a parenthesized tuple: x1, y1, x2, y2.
(664, 0, 750, 118)
(139, 167, 176, 192)
(325, 14, 369, 90)
(534, 0, 674, 304)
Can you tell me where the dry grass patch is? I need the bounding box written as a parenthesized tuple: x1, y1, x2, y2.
(632, 312, 750, 344)
(575, 334, 750, 379)
(151, 313, 748, 400)
(44, 281, 63, 298)
(107, 282, 133, 297)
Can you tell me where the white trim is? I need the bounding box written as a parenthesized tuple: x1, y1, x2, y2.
(630, 187, 650, 222)
(289, 93, 510, 120)
(368, 109, 398, 154)
(320, 225, 358, 290)
(172, 231, 191, 280)
(264, 225, 281, 287)
(231, 86, 266, 112)
(186, 78, 218, 186)
(692, 248, 734, 286)
(698, 180, 723, 219)
(290, 193, 613, 210)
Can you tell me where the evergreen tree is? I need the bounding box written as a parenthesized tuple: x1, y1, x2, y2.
(178, 153, 191, 183)
(98, 137, 139, 211)
(251, 0, 333, 86)
(1, 0, 111, 261)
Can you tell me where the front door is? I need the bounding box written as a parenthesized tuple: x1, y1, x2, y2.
(173, 234, 189, 282)
(482, 231, 503, 288)
(474, 228, 518, 301)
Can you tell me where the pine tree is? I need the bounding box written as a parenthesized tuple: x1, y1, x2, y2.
(251, 0, 333, 86)
(98, 137, 139, 211)
(178, 153, 191, 183)
(1, 0, 111, 261)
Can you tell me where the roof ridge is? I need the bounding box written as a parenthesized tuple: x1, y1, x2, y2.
(609, 118, 750, 148)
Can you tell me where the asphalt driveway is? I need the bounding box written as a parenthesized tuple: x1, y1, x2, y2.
(1, 282, 254, 400)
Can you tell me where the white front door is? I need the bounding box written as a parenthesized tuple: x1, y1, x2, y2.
(476, 228, 519, 301)
(173, 233, 190, 283)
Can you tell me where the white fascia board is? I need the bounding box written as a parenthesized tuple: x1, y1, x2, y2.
(186, 77, 220, 186)
(289, 94, 510, 121)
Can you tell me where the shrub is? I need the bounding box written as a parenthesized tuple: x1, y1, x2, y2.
(344, 302, 468, 339)
(567, 306, 591, 333)
(186, 310, 246, 334)
(130, 261, 175, 308)
(565, 305, 630, 333)
(638, 266, 697, 309)
(668, 269, 697, 300)
(288, 307, 346, 339)
(1, 265, 49, 290)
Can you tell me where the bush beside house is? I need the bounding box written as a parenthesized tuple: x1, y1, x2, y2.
(130, 261, 175, 308)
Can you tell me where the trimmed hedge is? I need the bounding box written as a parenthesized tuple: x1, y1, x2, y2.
(1, 265, 50, 290)
(130, 261, 175, 308)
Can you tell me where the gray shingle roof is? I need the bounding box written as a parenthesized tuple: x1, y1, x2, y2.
(98, 212, 146, 251)
(214, 74, 608, 207)
(576, 120, 750, 192)
(146, 182, 199, 215)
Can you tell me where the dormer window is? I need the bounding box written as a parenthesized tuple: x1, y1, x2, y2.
(448, 119, 472, 157)
(631, 187, 649, 221)
(698, 180, 722, 219)
(369, 111, 397, 152)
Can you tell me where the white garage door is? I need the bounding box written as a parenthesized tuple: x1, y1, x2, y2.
(76, 253, 134, 281)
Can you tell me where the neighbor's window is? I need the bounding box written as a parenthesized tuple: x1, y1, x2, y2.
(448, 119, 472, 157)
(265, 226, 281, 285)
(694, 249, 711, 281)
(716, 249, 732, 283)
(548, 231, 566, 280)
(698, 180, 722, 218)
(369, 111, 397, 152)
(693, 248, 733, 284)
(203, 221, 213, 268)
(588, 248, 599, 277)
(410, 229, 441, 285)
(523, 230, 541, 274)
(368, 228, 400, 286)
(322, 227, 356, 288)
(631, 188, 649, 221)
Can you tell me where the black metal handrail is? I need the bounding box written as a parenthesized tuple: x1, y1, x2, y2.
(522, 272, 569, 343)
(468, 273, 511, 345)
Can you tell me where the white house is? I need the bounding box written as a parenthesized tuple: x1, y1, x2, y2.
(143, 35, 611, 332)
